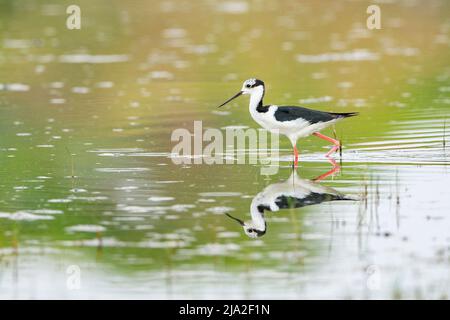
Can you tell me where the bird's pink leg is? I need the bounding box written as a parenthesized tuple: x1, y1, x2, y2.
(293, 145, 299, 168)
(313, 132, 340, 157)
(313, 157, 341, 181)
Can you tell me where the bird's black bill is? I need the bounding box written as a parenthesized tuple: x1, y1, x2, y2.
(225, 213, 245, 226)
(217, 91, 243, 108)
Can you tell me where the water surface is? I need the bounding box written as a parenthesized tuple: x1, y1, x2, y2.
(1, 0, 450, 299)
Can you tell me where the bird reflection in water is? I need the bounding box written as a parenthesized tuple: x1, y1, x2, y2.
(225, 166, 358, 238)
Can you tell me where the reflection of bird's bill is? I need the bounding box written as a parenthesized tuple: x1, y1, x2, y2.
(225, 213, 245, 226)
(217, 91, 243, 108)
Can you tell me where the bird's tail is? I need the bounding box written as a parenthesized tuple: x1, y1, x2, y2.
(330, 112, 359, 119)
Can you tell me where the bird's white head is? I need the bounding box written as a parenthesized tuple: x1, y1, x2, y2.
(217, 78, 265, 108)
(241, 78, 265, 95)
(225, 213, 266, 238)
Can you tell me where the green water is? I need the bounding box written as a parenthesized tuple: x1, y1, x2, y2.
(0, 0, 449, 299)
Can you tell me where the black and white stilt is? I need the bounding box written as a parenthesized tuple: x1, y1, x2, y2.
(218, 78, 358, 167)
(226, 169, 358, 238)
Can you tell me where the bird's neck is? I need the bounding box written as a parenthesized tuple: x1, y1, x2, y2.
(249, 86, 266, 112)
(250, 200, 267, 231)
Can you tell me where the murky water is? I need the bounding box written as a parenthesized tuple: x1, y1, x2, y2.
(1, 0, 449, 299)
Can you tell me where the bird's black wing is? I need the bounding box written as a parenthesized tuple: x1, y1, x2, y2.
(274, 106, 357, 124)
(255, 193, 355, 213)
(275, 193, 351, 209)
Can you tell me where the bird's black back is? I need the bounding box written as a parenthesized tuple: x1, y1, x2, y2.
(273, 106, 358, 124)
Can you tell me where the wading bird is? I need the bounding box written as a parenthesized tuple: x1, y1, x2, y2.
(225, 168, 358, 238)
(217, 78, 358, 167)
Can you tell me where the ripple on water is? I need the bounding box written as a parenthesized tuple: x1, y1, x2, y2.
(65, 225, 106, 233)
(3, 39, 33, 49)
(211, 110, 231, 116)
(58, 54, 130, 64)
(113, 216, 145, 222)
(89, 148, 153, 158)
(48, 198, 72, 203)
(296, 50, 379, 63)
(155, 180, 183, 184)
(0, 211, 54, 221)
(117, 204, 195, 214)
(198, 192, 242, 197)
(50, 98, 65, 104)
(95, 81, 114, 88)
(182, 243, 241, 256)
(337, 117, 450, 164)
(68, 195, 109, 201)
(206, 206, 234, 214)
(36, 144, 54, 148)
(148, 196, 175, 202)
(115, 186, 139, 191)
(0, 83, 30, 92)
(32, 209, 63, 214)
(61, 237, 123, 248)
(71, 87, 90, 94)
(95, 167, 150, 173)
(299, 96, 333, 104)
(217, 231, 241, 238)
(216, 1, 249, 14)
(70, 188, 88, 193)
(61, 237, 188, 249)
